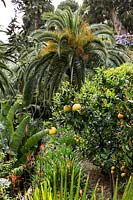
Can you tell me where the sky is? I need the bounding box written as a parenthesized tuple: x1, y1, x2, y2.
(0, 0, 83, 41)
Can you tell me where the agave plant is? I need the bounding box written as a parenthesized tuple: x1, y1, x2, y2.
(23, 7, 131, 105)
(0, 96, 48, 162)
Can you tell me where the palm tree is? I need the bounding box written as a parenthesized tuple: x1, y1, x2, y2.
(23, 7, 130, 105)
(0, 41, 13, 96)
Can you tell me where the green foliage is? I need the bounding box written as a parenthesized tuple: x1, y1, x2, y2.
(112, 176, 133, 200)
(0, 98, 29, 156)
(82, 0, 132, 34)
(10, 115, 31, 153)
(0, 152, 17, 177)
(122, 176, 133, 200)
(28, 167, 89, 200)
(0, 97, 49, 162)
(33, 141, 85, 190)
(57, 0, 79, 12)
(0, 41, 13, 96)
(11, 0, 54, 34)
(23, 7, 131, 105)
(0, 98, 49, 196)
(51, 63, 133, 174)
(21, 129, 49, 153)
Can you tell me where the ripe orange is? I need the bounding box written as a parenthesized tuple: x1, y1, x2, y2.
(63, 105, 71, 112)
(121, 173, 126, 177)
(111, 166, 115, 170)
(111, 170, 115, 174)
(72, 103, 81, 111)
(49, 127, 57, 135)
(117, 113, 124, 120)
(120, 165, 125, 171)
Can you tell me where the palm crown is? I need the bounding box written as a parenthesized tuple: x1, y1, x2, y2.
(23, 7, 130, 105)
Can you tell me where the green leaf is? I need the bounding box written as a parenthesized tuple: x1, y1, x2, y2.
(9, 115, 31, 154)
(22, 129, 49, 153)
(6, 102, 21, 137)
(113, 177, 118, 200)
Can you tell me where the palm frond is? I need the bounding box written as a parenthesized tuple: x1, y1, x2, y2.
(0, 80, 5, 94)
(0, 72, 14, 96)
(23, 7, 130, 105)
(30, 31, 59, 43)
(0, 62, 12, 73)
(23, 53, 56, 105)
(90, 23, 113, 32)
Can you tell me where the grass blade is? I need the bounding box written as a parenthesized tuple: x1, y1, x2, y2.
(70, 167, 74, 200)
(74, 169, 81, 199)
(113, 177, 118, 200)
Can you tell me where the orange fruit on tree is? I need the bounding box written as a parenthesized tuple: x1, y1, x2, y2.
(111, 166, 115, 170)
(72, 103, 81, 111)
(121, 172, 126, 177)
(111, 170, 115, 174)
(63, 105, 71, 112)
(117, 113, 124, 120)
(120, 165, 125, 171)
(49, 127, 57, 135)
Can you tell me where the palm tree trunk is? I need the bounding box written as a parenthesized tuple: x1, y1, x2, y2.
(34, 9, 40, 30)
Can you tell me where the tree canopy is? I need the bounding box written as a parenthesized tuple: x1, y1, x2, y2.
(82, 0, 133, 34)
(57, 0, 79, 12)
(11, 0, 54, 34)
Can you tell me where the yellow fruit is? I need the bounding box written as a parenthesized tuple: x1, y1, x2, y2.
(111, 166, 115, 170)
(117, 113, 124, 120)
(120, 165, 125, 171)
(63, 105, 71, 112)
(72, 103, 81, 111)
(101, 163, 105, 167)
(49, 127, 57, 135)
(111, 170, 115, 174)
(121, 173, 126, 177)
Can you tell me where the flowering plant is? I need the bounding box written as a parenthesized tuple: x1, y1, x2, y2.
(115, 34, 133, 46)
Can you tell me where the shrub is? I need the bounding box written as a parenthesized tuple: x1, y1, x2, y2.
(51, 63, 133, 175)
(32, 136, 86, 192)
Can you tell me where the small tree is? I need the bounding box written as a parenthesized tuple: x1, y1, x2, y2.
(82, 0, 132, 34)
(57, 0, 79, 12)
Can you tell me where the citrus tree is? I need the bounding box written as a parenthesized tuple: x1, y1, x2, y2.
(51, 63, 133, 176)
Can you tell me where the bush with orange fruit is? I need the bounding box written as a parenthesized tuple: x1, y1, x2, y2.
(52, 64, 133, 176)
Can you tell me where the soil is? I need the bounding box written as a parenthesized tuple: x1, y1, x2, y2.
(81, 161, 122, 200)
